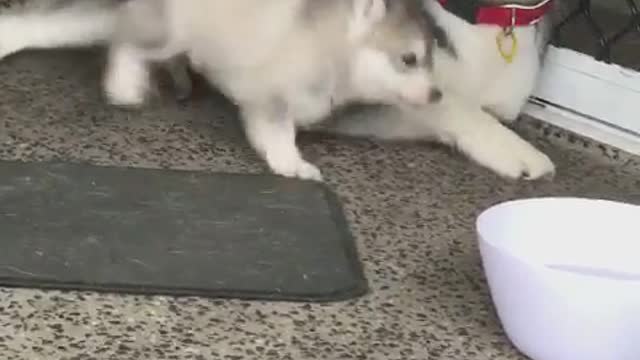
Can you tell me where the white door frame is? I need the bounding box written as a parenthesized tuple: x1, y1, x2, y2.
(522, 46, 640, 156)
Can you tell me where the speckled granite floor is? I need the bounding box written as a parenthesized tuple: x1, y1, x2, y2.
(1, 49, 640, 360)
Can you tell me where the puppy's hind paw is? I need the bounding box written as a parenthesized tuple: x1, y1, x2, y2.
(103, 66, 149, 107)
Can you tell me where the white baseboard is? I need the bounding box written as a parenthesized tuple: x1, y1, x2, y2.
(523, 46, 640, 156)
(523, 101, 640, 156)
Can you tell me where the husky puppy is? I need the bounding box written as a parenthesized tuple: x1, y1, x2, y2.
(0, 0, 441, 181)
(331, 0, 557, 180)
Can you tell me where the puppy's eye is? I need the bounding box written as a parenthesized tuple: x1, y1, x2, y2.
(401, 52, 418, 67)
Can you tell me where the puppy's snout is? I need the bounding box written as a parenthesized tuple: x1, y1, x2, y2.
(401, 84, 441, 106)
(428, 87, 443, 103)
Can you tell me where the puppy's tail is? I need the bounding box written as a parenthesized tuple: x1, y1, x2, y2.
(0, 0, 119, 59)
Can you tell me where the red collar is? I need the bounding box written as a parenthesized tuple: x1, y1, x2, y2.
(437, 0, 553, 28)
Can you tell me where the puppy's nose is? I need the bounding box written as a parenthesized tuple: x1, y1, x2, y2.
(428, 87, 443, 103)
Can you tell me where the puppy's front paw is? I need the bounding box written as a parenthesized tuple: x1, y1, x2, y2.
(242, 107, 324, 181)
(457, 124, 555, 180)
(519, 148, 555, 180)
(488, 144, 555, 180)
(267, 154, 323, 181)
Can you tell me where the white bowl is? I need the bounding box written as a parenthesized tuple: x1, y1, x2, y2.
(476, 197, 640, 360)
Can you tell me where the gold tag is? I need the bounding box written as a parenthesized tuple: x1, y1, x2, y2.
(496, 29, 518, 64)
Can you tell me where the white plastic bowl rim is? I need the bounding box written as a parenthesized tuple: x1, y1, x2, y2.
(476, 196, 640, 282)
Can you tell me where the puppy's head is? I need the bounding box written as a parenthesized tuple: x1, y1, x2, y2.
(347, 0, 442, 107)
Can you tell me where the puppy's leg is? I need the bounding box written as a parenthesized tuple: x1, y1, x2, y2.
(103, 0, 186, 106)
(242, 105, 323, 181)
(103, 42, 150, 106)
(164, 55, 193, 102)
(435, 97, 555, 180)
(332, 99, 555, 180)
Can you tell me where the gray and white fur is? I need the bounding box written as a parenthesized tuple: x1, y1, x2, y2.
(0, 0, 441, 181)
(329, 0, 557, 180)
(0, 0, 193, 100)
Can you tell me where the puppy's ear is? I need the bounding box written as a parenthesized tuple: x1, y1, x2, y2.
(349, 0, 387, 40)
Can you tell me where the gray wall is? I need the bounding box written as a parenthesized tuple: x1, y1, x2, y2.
(592, 0, 629, 14)
(560, 0, 630, 16)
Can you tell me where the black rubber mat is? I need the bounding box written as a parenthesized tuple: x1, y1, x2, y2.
(0, 161, 368, 302)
